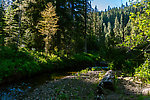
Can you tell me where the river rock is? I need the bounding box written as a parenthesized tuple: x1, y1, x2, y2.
(142, 88, 150, 95)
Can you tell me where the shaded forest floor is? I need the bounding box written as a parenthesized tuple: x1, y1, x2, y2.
(105, 76, 150, 100)
(16, 70, 150, 100)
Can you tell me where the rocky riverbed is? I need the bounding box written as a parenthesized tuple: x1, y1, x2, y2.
(17, 70, 104, 100)
(1, 69, 150, 100)
(104, 76, 150, 100)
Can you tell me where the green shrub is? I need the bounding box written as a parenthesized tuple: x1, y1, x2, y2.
(134, 59, 150, 83)
(0, 46, 100, 83)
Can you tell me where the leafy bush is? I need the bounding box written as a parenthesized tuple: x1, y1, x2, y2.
(0, 46, 48, 83)
(134, 59, 150, 83)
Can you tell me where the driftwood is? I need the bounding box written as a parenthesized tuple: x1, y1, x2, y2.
(97, 70, 115, 100)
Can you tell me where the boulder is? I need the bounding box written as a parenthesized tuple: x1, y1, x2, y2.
(142, 88, 150, 95)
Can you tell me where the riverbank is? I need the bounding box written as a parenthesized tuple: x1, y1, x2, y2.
(0, 46, 101, 85)
(105, 76, 150, 100)
(1, 69, 150, 100)
(17, 70, 150, 100)
(16, 69, 105, 99)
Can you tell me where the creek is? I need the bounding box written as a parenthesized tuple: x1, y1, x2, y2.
(0, 65, 108, 100)
(0, 71, 77, 100)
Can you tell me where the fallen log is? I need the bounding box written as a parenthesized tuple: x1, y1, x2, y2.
(96, 70, 115, 100)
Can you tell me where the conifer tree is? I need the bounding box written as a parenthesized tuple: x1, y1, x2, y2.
(38, 2, 58, 54)
(18, 0, 38, 48)
(124, 20, 132, 37)
(87, 1, 94, 36)
(93, 6, 100, 37)
(107, 22, 111, 38)
(4, 5, 19, 47)
(84, 0, 87, 52)
(103, 23, 108, 45)
(120, 13, 125, 42)
(105, 22, 111, 46)
(20, 0, 46, 49)
(98, 12, 105, 45)
(0, 1, 5, 46)
(103, 23, 107, 35)
(113, 16, 120, 43)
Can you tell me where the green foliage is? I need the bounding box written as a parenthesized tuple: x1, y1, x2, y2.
(108, 62, 114, 70)
(0, 46, 100, 83)
(134, 59, 150, 83)
(70, 53, 96, 68)
(122, 0, 150, 49)
(117, 0, 150, 82)
(1, 0, 149, 86)
(37, 2, 58, 54)
(80, 68, 89, 74)
(0, 46, 47, 82)
(4, 5, 19, 47)
(137, 95, 150, 100)
(113, 16, 121, 44)
(0, 3, 5, 46)
(114, 72, 119, 90)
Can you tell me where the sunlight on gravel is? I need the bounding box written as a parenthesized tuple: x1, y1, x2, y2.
(17, 70, 105, 100)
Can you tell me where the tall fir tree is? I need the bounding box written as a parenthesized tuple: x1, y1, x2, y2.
(113, 16, 121, 43)
(105, 22, 111, 46)
(4, 5, 19, 48)
(124, 20, 132, 37)
(38, 2, 58, 54)
(0, 1, 5, 46)
(103, 23, 107, 45)
(120, 13, 125, 42)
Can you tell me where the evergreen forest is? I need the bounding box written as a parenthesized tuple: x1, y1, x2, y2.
(0, 0, 150, 99)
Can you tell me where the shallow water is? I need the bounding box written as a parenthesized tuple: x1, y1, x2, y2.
(0, 72, 77, 100)
(0, 66, 107, 99)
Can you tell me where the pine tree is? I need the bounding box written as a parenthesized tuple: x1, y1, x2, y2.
(103, 23, 108, 45)
(107, 22, 111, 38)
(98, 12, 104, 45)
(0, 1, 5, 46)
(105, 22, 111, 46)
(84, 0, 87, 52)
(100, 12, 104, 34)
(103, 23, 107, 35)
(87, 1, 94, 36)
(113, 16, 121, 43)
(18, 0, 41, 48)
(4, 5, 19, 48)
(120, 13, 125, 42)
(93, 6, 100, 37)
(124, 20, 132, 37)
(23, 0, 46, 50)
(38, 2, 58, 54)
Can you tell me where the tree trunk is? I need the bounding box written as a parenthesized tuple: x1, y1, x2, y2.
(84, 0, 87, 53)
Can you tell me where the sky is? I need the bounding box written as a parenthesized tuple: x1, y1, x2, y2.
(91, 0, 136, 11)
(0, 0, 141, 10)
